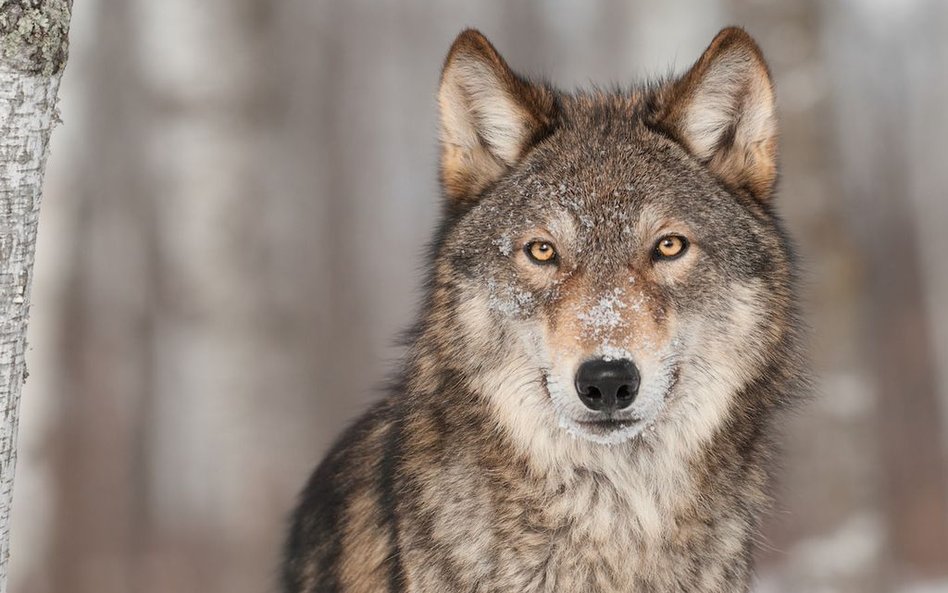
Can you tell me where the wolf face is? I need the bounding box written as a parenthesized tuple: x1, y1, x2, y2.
(284, 27, 805, 593)
(435, 29, 793, 454)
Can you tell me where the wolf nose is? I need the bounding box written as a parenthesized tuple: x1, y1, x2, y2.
(574, 359, 640, 412)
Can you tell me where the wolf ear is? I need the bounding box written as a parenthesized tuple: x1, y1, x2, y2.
(438, 29, 557, 206)
(657, 27, 778, 201)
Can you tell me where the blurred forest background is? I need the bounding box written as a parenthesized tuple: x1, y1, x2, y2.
(7, 0, 948, 592)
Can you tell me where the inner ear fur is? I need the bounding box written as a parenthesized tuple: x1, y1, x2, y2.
(656, 27, 778, 201)
(438, 29, 557, 207)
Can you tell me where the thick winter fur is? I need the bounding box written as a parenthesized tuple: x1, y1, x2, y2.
(284, 27, 805, 593)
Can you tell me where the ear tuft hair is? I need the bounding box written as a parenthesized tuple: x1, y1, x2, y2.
(438, 29, 556, 206)
(657, 27, 778, 201)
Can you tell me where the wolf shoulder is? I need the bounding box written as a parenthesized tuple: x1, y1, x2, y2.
(282, 397, 403, 593)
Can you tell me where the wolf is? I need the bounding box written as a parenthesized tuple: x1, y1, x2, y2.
(284, 26, 805, 593)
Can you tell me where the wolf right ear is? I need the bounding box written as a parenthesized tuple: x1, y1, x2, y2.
(656, 27, 778, 201)
(438, 30, 557, 207)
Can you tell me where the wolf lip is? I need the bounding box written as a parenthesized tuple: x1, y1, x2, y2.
(575, 417, 639, 431)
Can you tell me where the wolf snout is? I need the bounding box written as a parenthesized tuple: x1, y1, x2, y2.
(574, 358, 641, 412)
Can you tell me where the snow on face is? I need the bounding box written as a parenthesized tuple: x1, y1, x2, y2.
(577, 288, 627, 339)
(486, 279, 535, 317)
(492, 235, 513, 256)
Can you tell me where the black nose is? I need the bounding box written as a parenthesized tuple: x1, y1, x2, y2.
(574, 358, 640, 412)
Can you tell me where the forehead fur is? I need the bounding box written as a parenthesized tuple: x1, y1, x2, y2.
(520, 90, 730, 196)
(459, 93, 752, 234)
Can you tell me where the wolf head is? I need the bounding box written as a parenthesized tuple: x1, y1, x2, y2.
(419, 28, 799, 460)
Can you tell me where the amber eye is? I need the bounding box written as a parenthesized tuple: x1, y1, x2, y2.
(525, 240, 557, 264)
(654, 235, 688, 260)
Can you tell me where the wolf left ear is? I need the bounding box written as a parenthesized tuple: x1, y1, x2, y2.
(657, 27, 778, 201)
(438, 29, 557, 207)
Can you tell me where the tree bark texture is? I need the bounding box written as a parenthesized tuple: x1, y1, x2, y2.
(0, 1, 70, 590)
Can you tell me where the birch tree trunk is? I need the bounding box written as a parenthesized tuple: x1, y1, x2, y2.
(0, 1, 71, 590)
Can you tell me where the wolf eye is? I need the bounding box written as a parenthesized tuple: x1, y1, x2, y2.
(653, 235, 688, 260)
(525, 240, 557, 264)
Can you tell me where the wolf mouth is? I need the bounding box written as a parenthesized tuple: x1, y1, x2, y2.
(574, 417, 641, 434)
(576, 417, 640, 429)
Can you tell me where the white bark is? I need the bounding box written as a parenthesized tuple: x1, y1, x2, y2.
(0, 1, 70, 590)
